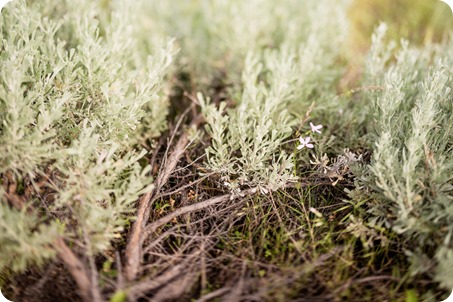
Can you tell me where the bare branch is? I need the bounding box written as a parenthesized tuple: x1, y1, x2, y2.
(126, 264, 184, 300)
(53, 238, 100, 302)
(143, 193, 237, 240)
(195, 288, 231, 302)
(124, 112, 203, 282)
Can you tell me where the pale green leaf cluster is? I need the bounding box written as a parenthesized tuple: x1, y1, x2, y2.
(0, 0, 173, 271)
(54, 124, 153, 252)
(198, 0, 350, 192)
(142, 0, 349, 85)
(2, 0, 451, 295)
(0, 203, 63, 272)
(200, 50, 299, 193)
(365, 25, 453, 288)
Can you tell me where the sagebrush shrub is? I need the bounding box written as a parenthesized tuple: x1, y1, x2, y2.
(142, 0, 349, 86)
(1, 0, 451, 299)
(199, 51, 298, 194)
(0, 0, 173, 271)
(197, 0, 350, 193)
(364, 24, 453, 289)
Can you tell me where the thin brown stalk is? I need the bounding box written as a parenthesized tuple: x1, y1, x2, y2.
(53, 238, 99, 302)
(115, 251, 125, 290)
(143, 192, 239, 240)
(143, 181, 324, 240)
(159, 172, 215, 198)
(149, 272, 198, 302)
(196, 288, 231, 302)
(222, 261, 247, 302)
(158, 105, 193, 176)
(126, 265, 184, 301)
(124, 190, 153, 282)
(127, 248, 203, 299)
(124, 111, 203, 282)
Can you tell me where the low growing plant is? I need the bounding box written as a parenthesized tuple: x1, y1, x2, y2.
(360, 24, 453, 289)
(0, 0, 174, 272)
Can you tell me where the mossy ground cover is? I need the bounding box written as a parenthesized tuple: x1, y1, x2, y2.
(1, 1, 452, 301)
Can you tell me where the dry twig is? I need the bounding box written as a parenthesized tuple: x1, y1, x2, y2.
(124, 109, 203, 282)
(53, 238, 101, 302)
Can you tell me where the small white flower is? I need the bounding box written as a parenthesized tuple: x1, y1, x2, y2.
(297, 136, 314, 150)
(310, 122, 323, 134)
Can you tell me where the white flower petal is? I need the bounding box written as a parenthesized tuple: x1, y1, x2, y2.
(310, 122, 323, 133)
(297, 144, 304, 150)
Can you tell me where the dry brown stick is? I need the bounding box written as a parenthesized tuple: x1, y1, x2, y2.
(115, 251, 125, 290)
(124, 135, 189, 282)
(124, 190, 152, 282)
(81, 225, 103, 302)
(158, 105, 194, 176)
(142, 192, 243, 240)
(142, 225, 189, 255)
(143, 180, 325, 240)
(126, 264, 184, 300)
(130, 180, 314, 281)
(353, 275, 399, 284)
(150, 271, 198, 302)
(124, 112, 203, 282)
(134, 181, 321, 299)
(200, 240, 207, 294)
(131, 249, 203, 301)
(222, 261, 247, 302)
(127, 247, 205, 300)
(159, 172, 215, 198)
(142, 215, 221, 255)
(155, 126, 193, 190)
(53, 238, 98, 302)
(196, 288, 231, 302)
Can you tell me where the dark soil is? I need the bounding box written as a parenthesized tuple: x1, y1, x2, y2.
(3, 263, 81, 302)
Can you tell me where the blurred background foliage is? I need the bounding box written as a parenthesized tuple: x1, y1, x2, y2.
(343, 0, 453, 88)
(349, 0, 453, 51)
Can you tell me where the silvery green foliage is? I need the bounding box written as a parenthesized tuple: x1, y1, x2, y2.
(366, 25, 453, 288)
(54, 124, 153, 252)
(143, 0, 349, 85)
(0, 0, 173, 271)
(200, 51, 299, 193)
(198, 0, 350, 193)
(0, 203, 63, 272)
